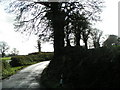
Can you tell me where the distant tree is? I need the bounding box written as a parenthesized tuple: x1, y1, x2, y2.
(35, 36, 41, 52)
(10, 48, 19, 56)
(0, 41, 9, 57)
(103, 35, 119, 47)
(90, 28, 103, 48)
(37, 39, 41, 52)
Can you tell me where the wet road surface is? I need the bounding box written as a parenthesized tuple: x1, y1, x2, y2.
(1, 61, 50, 89)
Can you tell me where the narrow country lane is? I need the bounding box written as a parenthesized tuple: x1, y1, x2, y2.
(1, 61, 50, 90)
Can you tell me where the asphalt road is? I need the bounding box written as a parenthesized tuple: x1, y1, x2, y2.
(1, 61, 50, 90)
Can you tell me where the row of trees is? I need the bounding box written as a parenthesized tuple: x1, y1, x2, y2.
(8, 0, 104, 58)
(2, 0, 120, 57)
(6, 0, 120, 61)
(0, 41, 19, 57)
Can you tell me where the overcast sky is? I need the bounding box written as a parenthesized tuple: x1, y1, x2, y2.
(0, 0, 119, 55)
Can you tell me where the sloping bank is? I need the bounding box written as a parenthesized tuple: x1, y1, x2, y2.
(40, 46, 120, 88)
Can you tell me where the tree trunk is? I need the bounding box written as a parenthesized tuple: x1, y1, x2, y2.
(94, 41, 97, 48)
(51, 3, 65, 58)
(96, 42, 100, 48)
(37, 40, 41, 52)
(75, 32, 81, 46)
(84, 40, 88, 49)
(2, 52, 5, 57)
(66, 34, 71, 46)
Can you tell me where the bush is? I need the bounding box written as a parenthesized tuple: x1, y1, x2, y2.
(2, 61, 24, 79)
(10, 55, 33, 67)
(2, 61, 11, 79)
(28, 52, 53, 62)
(38, 52, 53, 61)
(2, 61, 11, 70)
(10, 52, 53, 67)
(40, 46, 120, 88)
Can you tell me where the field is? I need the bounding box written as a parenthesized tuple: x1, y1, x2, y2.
(1, 57, 11, 61)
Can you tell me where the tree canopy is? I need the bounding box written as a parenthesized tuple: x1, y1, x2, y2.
(7, 0, 104, 57)
(8, 0, 103, 37)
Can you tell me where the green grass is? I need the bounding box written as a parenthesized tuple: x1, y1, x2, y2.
(2, 66, 25, 79)
(1, 57, 11, 61)
(2, 63, 37, 79)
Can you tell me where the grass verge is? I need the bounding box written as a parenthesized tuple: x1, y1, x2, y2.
(1, 57, 11, 61)
(2, 66, 25, 79)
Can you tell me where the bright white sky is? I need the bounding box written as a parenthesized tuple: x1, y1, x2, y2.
(0, 0, 119, 55)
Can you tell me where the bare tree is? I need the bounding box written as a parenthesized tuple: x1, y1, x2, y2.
(11, 48, 19, 56)
(35, 36, 42, 52)
(37, 39, 41, 52)
(0, 41, 9, 57)
(7, 0, 104, 58)
(90, 28, 103, 48)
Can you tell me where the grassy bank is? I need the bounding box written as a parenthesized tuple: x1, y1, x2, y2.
(2, 64, 25, 79)
(1, 57, 11, 61)
(40, 46, 120, 88)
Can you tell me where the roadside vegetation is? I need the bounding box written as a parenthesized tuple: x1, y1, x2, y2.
(2, 61, 25, 79)
(1, 57, 11, 61)
(1, 52, 53, 79)
(41, 46, 120, 88)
